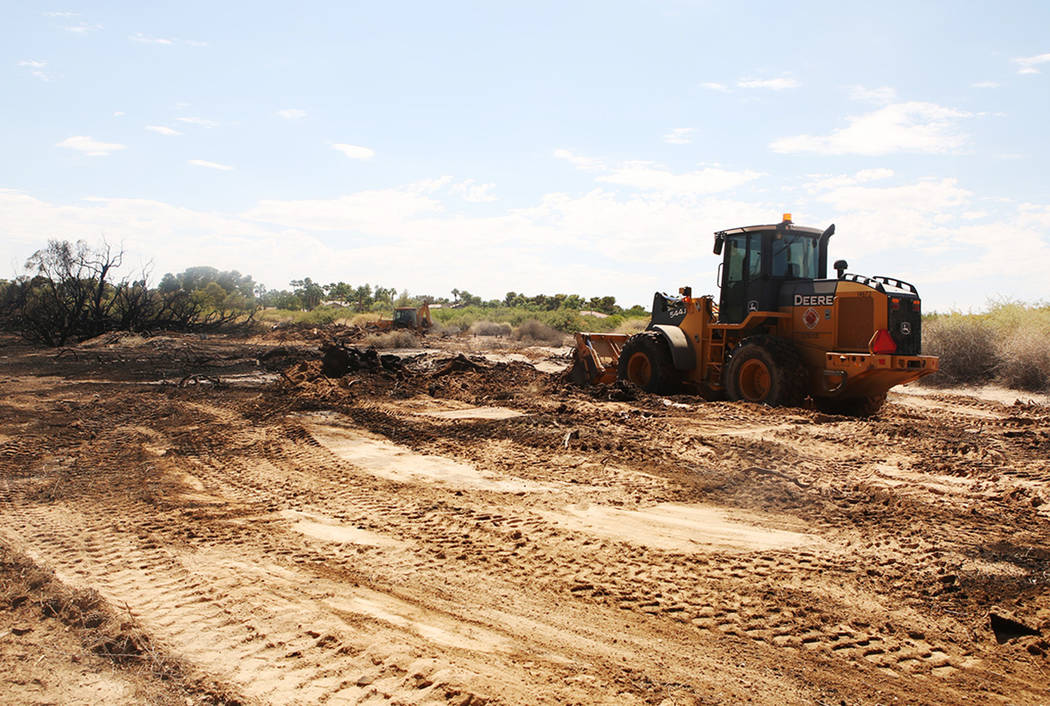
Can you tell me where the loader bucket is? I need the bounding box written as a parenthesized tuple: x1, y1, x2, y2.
(570, 332, 629, 385)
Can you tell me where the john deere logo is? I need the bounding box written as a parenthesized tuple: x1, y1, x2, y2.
(803, 307, 820, 329)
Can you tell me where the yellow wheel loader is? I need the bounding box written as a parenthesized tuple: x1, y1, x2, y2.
(571, 216, 938, 416)
(373, 303, 433, 332)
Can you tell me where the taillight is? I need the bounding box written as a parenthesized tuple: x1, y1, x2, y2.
(912, 299, 921, 312)
(870, 329, 897, 355)
(890, 297, 900, 311)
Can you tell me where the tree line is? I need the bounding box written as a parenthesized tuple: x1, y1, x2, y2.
(0, 239, 641, 346)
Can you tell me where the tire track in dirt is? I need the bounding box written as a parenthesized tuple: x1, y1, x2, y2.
(150, 404, 992, 689)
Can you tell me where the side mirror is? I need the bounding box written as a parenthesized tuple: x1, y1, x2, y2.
(834, 259, 848, 279)
(713, 235, 723, 255)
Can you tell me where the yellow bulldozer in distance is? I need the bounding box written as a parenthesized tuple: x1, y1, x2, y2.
(372, 303, 433, 332)
(571, 215, 938, 416)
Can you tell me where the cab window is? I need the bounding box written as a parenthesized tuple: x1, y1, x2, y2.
(725, 235, 746, 284)
(771, 234, 819, 279)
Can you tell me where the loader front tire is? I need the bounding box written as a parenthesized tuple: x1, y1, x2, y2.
(725, 336, 805, 407)
(617, 331, 679, 394)
(814, 393, 886, 418)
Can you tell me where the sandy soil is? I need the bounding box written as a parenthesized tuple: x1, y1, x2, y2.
(0, 330, 1048, 705)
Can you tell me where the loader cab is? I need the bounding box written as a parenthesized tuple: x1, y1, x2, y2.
(392, 307, 419, 328)
(713, 218, 833, 324)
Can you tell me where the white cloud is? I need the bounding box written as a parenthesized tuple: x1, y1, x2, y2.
(1014, 52, 1050, 75)
(553, 148, 604, 171)
(176, 116, 219, 127)
(849, 85, 897, 104)
(44, 11, 78, 17)
(146, 125, 182, 136)
(770, 102, 971, 156)
(971, 81, 999, 89)
(599, 162, 761, 195)
(450, 179, 497, 203)
(700, 82, 729, 92)
(56, 136, 126, 157)
(130, 33, 174, 45)
(737, 77, 800, 90)
(63, 22, 102, 33)
(332, 143, 375, 160)
(113, 111, 125, 117)
(663, 127, 694, 145)
(803, 168, 896, 192)
(556, 149, 760, 195)
(17, 59, 51, 81)
(277, 109, 307, 120)
(3, 165, 1050, 312)
(188, 159, 234, 171)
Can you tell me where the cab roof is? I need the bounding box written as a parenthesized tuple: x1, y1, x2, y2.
(714, 223, 824, 237)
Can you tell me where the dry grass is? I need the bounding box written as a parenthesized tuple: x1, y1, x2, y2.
(923, 301, 1050, 392)
(361, 330, 418, 349)
(923, 317, 999, 385)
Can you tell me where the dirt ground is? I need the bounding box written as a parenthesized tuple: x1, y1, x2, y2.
(0, 329, 1048, 705)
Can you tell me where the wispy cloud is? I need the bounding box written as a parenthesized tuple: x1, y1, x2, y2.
(700, 82, 729, 92)
(332, 143, 375, 160)
(63, 22, 103, 33)
(737, 77, 800, 90)
(277, 109, 307, 120)
(188, 159, 233, 171)
(663, 127, 694, 145)
(849, 85, 897, 105)
(146, 125, 182, 136)
(129, 33, 206, 47)
(44, 11, 78, 17)
(113, 111, 125, 117)
(770, 102, 971, 156)
(971, 81, 999, 89)
(56, 136, 126, 157)
(176, 116, 219, 127)
(1014, 52, 1050, 75)
(18, 59, 51, 81)
(130, 33, 174, 45)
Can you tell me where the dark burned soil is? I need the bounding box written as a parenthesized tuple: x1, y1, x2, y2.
(0, 330, 1048, 705)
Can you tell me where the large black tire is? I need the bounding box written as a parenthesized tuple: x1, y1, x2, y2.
(724, 336, 806, 407)
(616, 331, 680, 394)
(814, 393, 886, 418)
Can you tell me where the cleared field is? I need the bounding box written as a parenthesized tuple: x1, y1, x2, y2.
(0, 332, 1048, 704)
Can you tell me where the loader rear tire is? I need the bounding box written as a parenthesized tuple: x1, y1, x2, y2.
(814, 393, 886, 418)
(725, 336, 805, 407)
(616, 331, 680, 394)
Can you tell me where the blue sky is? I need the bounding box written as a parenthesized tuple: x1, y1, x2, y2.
(3, 1, 1049, 310)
